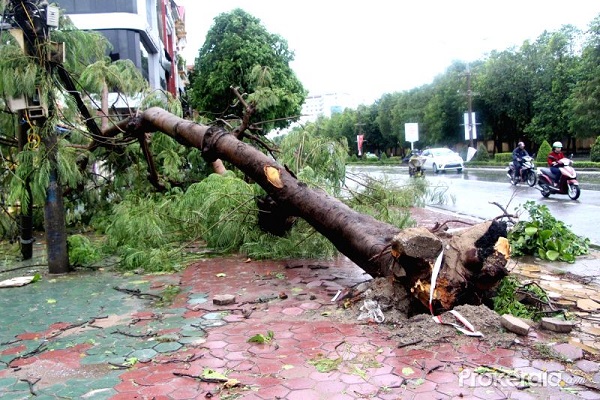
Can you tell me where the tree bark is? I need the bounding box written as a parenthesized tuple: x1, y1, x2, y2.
(121, 107, 509, 312)
(42, 127, 70, 274)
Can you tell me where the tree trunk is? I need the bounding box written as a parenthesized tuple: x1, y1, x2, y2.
(101, 82, 109, 132)
(120, 107, 510, 312)
(42, 127, 70, 274)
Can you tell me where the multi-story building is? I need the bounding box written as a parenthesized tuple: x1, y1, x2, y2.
(300, 92, 358, 123)
(55, 0, 187, 99)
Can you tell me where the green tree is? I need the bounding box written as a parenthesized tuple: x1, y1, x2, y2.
(477, 48, 534, 151)
(536, 140, 552, 164)
(422, 61, 466, 146)
(524, 27, 581, 146)
(590, 136, 600, 162)
(188, 8, 306, 131)
(566, 15, 600, 140)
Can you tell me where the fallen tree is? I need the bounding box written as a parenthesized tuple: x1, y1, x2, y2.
(107, 107, 510, 314)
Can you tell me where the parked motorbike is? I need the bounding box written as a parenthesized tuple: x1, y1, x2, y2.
(408, 154, 425, 177)
(537, 158, 580, 200)
(506, 156, 537, 187)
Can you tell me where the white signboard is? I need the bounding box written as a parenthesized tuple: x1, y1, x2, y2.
(405, 123, 419, 143)
(463, 112, 477, 140)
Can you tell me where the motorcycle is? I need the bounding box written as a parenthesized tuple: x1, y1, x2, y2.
(537, 157, 580, 200)
(506, 155, 537, 187)
(408, 154, 425, 177)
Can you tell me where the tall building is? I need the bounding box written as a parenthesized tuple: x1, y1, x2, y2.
(300, 92, 358, 123)
(55, 0, 187, 99)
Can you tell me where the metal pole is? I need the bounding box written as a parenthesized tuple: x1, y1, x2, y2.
(17, 112, 33, 260)
(466, 64, 474, 148)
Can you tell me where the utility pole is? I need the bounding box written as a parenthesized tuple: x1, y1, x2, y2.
(466, 64, 474, 148)
(9, 0, 70, 273)
(17, 113, 34, 260)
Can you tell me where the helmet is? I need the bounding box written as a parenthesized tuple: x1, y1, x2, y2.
(518, 141, 524, 147)
(552, 141, 563, 149)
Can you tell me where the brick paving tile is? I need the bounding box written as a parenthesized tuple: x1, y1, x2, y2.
(508, 391, 540, 400)
(169, 385, 202, 400)
(426, 370, 460, 384)
(531, 359, 566, 372)
(409, 379, 438, 393)
(497, 356, 531, 368)
(577, 359, 600, 373)
(473, 386, 513, 399)
(437, 381, 472, 397)
(415, 392, 451, 399)
(255, 384, 291, 399)
(579, 390, 600, 399)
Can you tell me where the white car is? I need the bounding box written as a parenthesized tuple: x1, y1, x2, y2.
(421, 148, 464, 173)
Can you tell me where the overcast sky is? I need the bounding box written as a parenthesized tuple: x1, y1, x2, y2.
(175, 0, 600, 103)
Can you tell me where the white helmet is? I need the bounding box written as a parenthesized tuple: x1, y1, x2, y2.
(552, 141, 563, 149)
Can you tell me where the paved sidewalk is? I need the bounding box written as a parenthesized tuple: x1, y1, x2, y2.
(2, 250, 600, 399)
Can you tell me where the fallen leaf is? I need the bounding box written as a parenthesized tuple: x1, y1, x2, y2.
(223, 378, 239, 388)
(216, 273, 226, 278)
(402, 367, 415, 376)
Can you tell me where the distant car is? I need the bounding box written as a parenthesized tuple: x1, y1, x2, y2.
(364, 152, 379, 160)
(421, 148, 464, 173)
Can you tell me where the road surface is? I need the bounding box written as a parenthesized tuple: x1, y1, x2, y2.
(347, 165, 600, 246)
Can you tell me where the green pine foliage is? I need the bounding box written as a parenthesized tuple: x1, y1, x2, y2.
(492, 275, 550, 321)
(278, 125, 349, 195)
(67, 234, 102, 267)
(344, 175, 428, 227)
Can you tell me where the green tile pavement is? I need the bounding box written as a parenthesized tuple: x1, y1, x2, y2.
(0, 268, 197, 398)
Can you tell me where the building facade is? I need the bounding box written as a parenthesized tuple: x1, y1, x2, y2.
(301, 92, 358, 123)
(55, 0, 187, 99)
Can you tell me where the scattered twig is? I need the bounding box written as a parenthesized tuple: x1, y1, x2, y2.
(397, 338, 423, 348)
(429, 219, 475, 233)
(0, 264, 46, 274)
(426, 364, 443, 374)
(113, 286, 162, 300)
(284, 264, 304, 269)
(173, 371, 229, 383)
(20, 377, 40, 396)
(108, 361, 131, 370)
(490, 201, 518, 225)
(1, 338, 21, 346)
(112, 329, 157, 338)
(155, 353, 203, 364)
(8, 342, 47, 366)
(307, 264, 329, 270)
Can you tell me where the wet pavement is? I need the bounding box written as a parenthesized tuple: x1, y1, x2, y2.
(2, 242, 600, 399)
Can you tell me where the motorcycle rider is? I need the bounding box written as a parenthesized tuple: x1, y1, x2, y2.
(547, 141, 565, 186)
(512, 141, 529, 181)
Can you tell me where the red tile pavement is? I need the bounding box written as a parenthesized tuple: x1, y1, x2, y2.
(102, 256, 597, 399)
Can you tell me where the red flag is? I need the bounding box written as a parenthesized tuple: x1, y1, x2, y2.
(357, 135, 364, 156)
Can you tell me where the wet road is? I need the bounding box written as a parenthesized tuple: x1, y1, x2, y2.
(347, 165, 600, 246)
